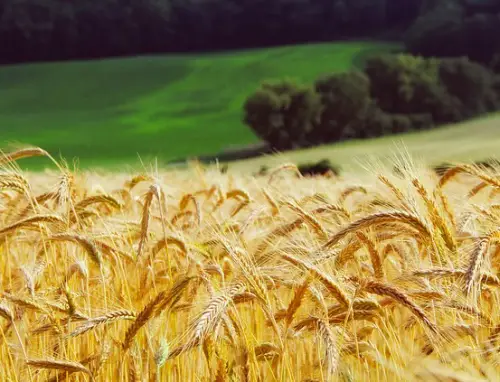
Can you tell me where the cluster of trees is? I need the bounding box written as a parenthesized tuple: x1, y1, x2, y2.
(0, 0, 424, 64)
(244, 54, 500, 150)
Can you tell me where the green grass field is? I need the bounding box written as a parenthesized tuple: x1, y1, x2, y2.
(226, 113, 500, 175)
(0, 41, 399, 169)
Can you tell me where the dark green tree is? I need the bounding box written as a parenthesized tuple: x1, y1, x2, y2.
(364, 54, 463, 123)
(314, 71, 372, 140)
(439, 56, 500, 116)
(491, 54, 500, 74)
(405, 0, 466, 60)
(243, 81, 322, 150)
(406, 0, 500, 64)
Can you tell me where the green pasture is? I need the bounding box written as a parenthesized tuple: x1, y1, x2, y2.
(0, 41, 399, 169)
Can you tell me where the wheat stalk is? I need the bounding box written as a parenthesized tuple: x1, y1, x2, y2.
(169, 281, 245, 360)
(360, 279, 437, 333)
(0, 214, 64, 236)
(323, 211, 431, 249)
(49, 233, 102, 267)
(465, 236, 491, 294)
(281, 252, 350, 307)
(75, 194, 123, 211)
(317, 319, 341, 377)
(68, 310, 136, 337)
(356, 232, 384, 279)
(0, 147, 49, 164)
(124, 174, 154, 190)
(439, 164, 500, 190)
(26, 359, 94, 380)
(123, 276, 192, 351)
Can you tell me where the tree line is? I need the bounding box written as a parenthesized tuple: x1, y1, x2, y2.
(2, 0, 499, 67)
(0, 0, 423, 64)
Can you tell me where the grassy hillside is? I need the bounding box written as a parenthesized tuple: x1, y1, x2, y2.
(227, 113, 500, 174)
(0, 41, 398, 168)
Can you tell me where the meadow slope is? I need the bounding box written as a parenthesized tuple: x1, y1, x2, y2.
(0, 41, 398, 167)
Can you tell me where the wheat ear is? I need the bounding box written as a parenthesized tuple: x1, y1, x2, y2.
(356, 232, 384, 279)
(268, 163, 301, 184)
(468, 181, 489, 198)
(317, 319, 341, 377)
(49, 233, 102, 267)
(0, 147, 49, 165)
(338, 186, 367, 205)
(323, 212, 430, 249)
(412, 178, 456, 251)
(26, 359, 93, 380)
(361, 279, 437, 333)
(75, 194, 122, 211)
(68, 310, 136, 337)
(168, 282, 245, 360)
(439, 164, 500, 189)
(122, 291, 168, 351)
(123, 276, 192, 351)
(281, 252, 350, 307)
(284, 202, 328, 240)
(284, 276, 311, 326)
(0, 214, 64, 236)
(465, 236, 490, 294)
(124, 174, 154, 190)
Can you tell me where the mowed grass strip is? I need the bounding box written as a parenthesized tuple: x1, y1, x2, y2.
(0, 41, 398, 168)
(226, 113, 500, 175)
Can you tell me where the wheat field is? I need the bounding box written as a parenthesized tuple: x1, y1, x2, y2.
(1, 147, 500, 381)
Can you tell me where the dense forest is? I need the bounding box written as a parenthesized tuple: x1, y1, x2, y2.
(2, 0, 500, 65)
(0, 0, 424, 64)
(407, 0, 500, 63)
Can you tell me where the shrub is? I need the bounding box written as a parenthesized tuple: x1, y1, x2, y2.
(365, 54, 477, 123)
(362, 106, 395, 137)
(364, 54, 439, 112)
(314, 71, 372, 142)
(494, 76, 500, 99)
(438, 57, 500, 117)
(390, 114, 414, 134)
(364, 107, 434, 137)
(407, 113, 434, 130)
(243, 81, 322, 150)
(255, 165, 270, 176)
(491, 54, 500, 74)
(297, 159, 340, 177)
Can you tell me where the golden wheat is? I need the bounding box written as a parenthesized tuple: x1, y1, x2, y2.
(1, 150, 500, 381)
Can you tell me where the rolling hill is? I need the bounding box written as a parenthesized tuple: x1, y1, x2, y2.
(0, 41, 399, 168)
